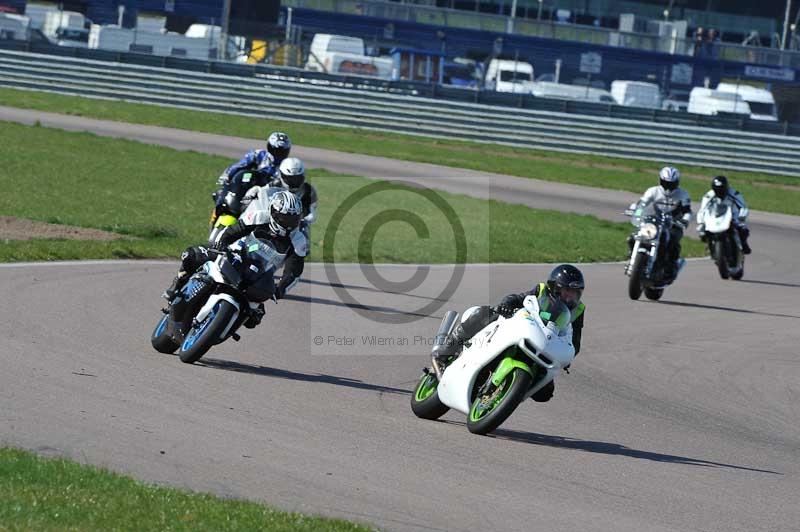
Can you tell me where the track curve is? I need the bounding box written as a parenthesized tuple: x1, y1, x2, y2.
(1, 108, 800, 531)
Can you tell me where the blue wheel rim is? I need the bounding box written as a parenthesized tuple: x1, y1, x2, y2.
(181, 303, 220, 352)
(154, 314, 169, 338)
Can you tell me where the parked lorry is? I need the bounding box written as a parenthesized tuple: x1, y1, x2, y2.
(531, 81, 615, 103)
(687, 87, 751, 117)
(42, 10, 89, 47)
(610, 80, 663, 109)
(305, 33, 393, 79)
(484, 59, 534, 94)
(88, 23, 244, 61)
(715, 82, 778, 121)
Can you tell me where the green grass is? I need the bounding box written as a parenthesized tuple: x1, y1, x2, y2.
(0, 121, 705, 262)
(2, 87, 799, 215)
(0, 447, 371, 532)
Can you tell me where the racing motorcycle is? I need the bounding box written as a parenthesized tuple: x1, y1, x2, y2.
(698, 197, 744, 280)
(624, 199, 685, 301)
(410, 293, 575, 436)
(150, 233, 278, 364)
(208, 168, 271, 245)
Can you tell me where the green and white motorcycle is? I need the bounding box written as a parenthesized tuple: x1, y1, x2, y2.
(410, 293, 576, 435)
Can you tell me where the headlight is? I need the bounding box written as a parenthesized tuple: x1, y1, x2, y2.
(639, 223, 658, 240)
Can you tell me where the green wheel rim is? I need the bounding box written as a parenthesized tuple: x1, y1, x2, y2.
(469, 371, 516, 422)
(414, 374, 438, 402)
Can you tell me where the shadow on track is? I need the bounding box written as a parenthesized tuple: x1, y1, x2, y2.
(648, 300, 800, 320)
(284, 293, 440, 321)
(200, 358, 411, 396)
(477, 426, 781, 475)
(300, 278, 450, 303)
(737, 279, 800, 289)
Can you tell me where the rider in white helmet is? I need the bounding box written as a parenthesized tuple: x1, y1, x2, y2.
(270, 157, 318, 237)
(630, 166, 692, 280)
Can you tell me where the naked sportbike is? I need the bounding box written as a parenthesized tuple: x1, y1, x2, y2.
(410, 294, 575, 435)
(624, 200, 685, 301)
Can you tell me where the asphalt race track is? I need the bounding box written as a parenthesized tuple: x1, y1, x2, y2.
(2, 107, 800, 531)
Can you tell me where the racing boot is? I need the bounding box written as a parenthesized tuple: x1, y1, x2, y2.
(431, 323, 470, 367)
(739, 227, 752, 255)
(244, 303, 265, 329)
(162, 271, 188, 300)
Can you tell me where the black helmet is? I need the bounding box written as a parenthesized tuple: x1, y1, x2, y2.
(546, 264, 585, 310)
(267, 131, 291, 163)
(711, 175, 729, 198)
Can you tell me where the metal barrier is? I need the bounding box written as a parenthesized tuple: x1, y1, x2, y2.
(1, 48, 799, 176)
(3, 38, 799, 138)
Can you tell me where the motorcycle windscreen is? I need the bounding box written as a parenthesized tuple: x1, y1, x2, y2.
(536, 293, 571, 334)
(631, 199, 676, 226)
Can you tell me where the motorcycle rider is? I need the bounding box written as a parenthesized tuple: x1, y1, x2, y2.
(628, 166, 692, 281)
(211, 132, 292, 218)
(432, 264, 586, 403)
(164, 190, 307, 329)
(266, 157, 318, 235)
(696, 175, 751, 255)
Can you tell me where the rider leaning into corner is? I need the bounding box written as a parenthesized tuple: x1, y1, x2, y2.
(244, 157, 319, 238)
(628, 166, 692, 280)
(211, 131, 293, 213)
(432, 265, 586, 403)
(696, 175, 752, 255)
(164, 190, 308, 329)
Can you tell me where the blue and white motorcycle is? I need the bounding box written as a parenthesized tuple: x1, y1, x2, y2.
(150, 234, 280, 364)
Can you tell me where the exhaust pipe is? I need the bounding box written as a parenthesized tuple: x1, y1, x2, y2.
(430, 310, 458, 379)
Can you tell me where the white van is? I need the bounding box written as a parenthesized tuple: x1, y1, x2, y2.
(305, 33, 392, 79)
(687, 87, 751, 117)
(485, 59, 534, 94)
(531, 81, 615, 103)
(610, 80, 662, 109)
(715, 82, 778, 121)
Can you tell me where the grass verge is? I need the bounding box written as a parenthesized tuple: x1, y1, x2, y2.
(0, 447, 371, 532)
(2, 87, 799, 215)
(0, 121, 705, 262)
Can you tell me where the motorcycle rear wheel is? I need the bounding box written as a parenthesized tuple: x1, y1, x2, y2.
(644, 288, 663, 300)
(151, 314, 179, 354)
(410, 372, 449, 420)
(467, 368, 532, 436)
(628, 253, 645, 300)
(178, 300, 237, 364)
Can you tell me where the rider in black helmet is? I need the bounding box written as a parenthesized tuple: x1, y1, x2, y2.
(432, 264, 586, 402)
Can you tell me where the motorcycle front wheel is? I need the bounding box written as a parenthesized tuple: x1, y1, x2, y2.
(410, 372, 449, 420)
(178, 300, 237, 364)
(467, 368, 532, 435)
(628, 252, 645, 300)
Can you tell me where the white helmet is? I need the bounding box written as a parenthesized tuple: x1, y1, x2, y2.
(268, 190, 302, 237)
(659, 166, 680, 192)
(278, 157, 306, 193)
